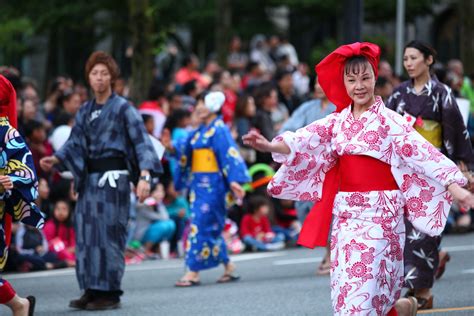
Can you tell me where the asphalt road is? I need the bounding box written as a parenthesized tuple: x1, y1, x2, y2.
(1, 232, 473, 316)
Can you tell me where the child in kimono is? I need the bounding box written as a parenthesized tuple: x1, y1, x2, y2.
(0, 74, 43, 315)
(243, 42, 474, 316)
(163, 91, 250, 287)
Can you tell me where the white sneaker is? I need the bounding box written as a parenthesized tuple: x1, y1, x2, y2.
(265, 241, 285, 251)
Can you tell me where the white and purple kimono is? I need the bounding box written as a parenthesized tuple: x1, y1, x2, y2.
(267, 96, 466, 315)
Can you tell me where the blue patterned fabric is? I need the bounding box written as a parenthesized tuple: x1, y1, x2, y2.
(174, 117, 249, 271)
(55, 94, 162, 291)
(0, 117, 44, 271)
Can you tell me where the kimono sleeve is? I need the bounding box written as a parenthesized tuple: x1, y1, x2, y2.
(212, 123, 250, 185)
(388, 111, 467, 236)
(172, 131, 194, 191)
(0, 125, 44, 228)
(123, 105, 163, 175)
(389, 112, 466, 188)
(268, 114, 338, 201)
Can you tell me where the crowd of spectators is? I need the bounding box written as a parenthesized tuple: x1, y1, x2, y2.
(1, 34, 473, 271)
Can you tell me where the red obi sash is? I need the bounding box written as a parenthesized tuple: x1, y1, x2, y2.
(297, 155, 399, 248)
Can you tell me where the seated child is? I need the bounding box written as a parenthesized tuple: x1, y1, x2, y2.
(240, 195, 285, 251)
(16, 223, 67, 271)
(43, 199, 76, 267)
(134, 183, 176, 259)
(163, 180, 190, 257)
(223, 218, 246, 254)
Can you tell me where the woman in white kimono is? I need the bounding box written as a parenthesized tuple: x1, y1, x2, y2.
(243, 42, 474, 316)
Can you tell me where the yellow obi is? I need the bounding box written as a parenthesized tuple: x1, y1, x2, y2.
(191, 149, 219, 173)
(415, 120, 442, 149)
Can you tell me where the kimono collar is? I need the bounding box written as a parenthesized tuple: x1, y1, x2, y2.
(0, 75, 17, 128)
(315, 42, 380, 113)
(93, 92, 117, 106)
(406, 75, 439, 96)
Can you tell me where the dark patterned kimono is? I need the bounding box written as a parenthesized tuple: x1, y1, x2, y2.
(55, 93, 162, 292)
(387, 76, 473, 290)
(0, 117, 44, 290)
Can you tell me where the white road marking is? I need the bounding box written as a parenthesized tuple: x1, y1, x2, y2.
(462, 269, 474, 274)
(231, 252, 287, 262)
(4, 252, 288, 280)
(273, 257, 323, 266)
(442, 245, 474, 252)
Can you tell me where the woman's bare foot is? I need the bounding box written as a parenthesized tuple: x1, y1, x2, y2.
(395, 297, 417, 316)
(224, 262, 236, 275)
(177, 271, 199, 282)
(6, 295, 30, 316)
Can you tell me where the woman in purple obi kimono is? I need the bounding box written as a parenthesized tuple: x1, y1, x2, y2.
(387, 40, 473, 310)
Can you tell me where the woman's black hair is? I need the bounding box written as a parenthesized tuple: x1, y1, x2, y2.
(404, 40, 437, 68)
(52, 199, 73, 241)
(344, 55, 371, 76)
(234, 93, 252, 119)
(163, 108, 191, 131)
(253, 82, 276, 108)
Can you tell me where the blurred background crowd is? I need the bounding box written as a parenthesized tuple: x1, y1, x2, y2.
(0, 0, 473, 272)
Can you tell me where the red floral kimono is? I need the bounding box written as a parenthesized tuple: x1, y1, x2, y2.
(268, 97, 466, 315)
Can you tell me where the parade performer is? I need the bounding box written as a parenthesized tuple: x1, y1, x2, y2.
(164, 91, 250, 287)
(243, 42, 474, 316)
(0, 74, 44, 315)
(387, 40, 474, 309)
(40, 51, 162, 310)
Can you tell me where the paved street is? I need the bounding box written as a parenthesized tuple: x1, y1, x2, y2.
(1, 233, 473, 316)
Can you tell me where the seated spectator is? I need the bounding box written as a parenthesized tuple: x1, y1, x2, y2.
(233, 94, 257, 165)
(240, 196, 285, 251)
(138, 81, 167, 137)
(15, 223, 67, 271)
(36, 178, 53, 220)
(142, 114, 155, 136)
(163, 180, 189, 257)
(272, 199, 301, 244)
(223, 218, 246, 254)
(24, 120, 53, 179)
(133, 183, 176, 259)
(43, 200, 76, 267)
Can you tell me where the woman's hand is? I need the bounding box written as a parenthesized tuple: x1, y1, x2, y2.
(0, 176, 13, 190)
(242, 130, 290, 154)
(230, 181, 245, 200)
(242, 130, 273, 152)
(448, 183, 474, 210)
(40, 156, 59, 172)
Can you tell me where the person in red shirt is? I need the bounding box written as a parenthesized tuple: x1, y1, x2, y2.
(240, 195, 284, 251)
(43, 200, 76, 266)
(174, 54, 207, 89)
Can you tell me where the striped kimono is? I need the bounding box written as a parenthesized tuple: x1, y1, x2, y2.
(268, 97, 466, 315)
(55, 93, 162, 292)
